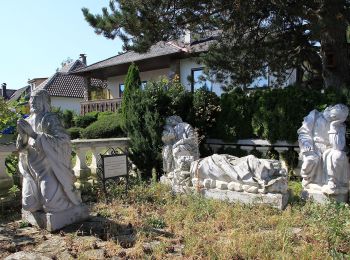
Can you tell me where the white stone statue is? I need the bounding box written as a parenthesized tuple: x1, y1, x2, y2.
(161, 116, 199, 184)
(17, 89, 81, 213)
(298, 104, 350, 201)
(190, 154, 288, 194)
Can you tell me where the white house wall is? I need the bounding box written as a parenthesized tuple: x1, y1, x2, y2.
(51, 96, 83, 114)
(107, 68, 170, 98)
(180, 58, 223, 96)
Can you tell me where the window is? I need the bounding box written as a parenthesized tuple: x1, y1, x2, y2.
(191, 68, 212, 92)
(119, 83, 125, 98)
(141, 81, 147, 90)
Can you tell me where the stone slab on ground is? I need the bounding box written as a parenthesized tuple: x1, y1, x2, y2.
(301, 189, 348, 203)
(22, 204, 90, 232)
(4, 252, 51, 260)
(172, 185, 289, 210)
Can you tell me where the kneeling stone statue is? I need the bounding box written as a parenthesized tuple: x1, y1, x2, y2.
(298, 104, 350, 203)
(17, 89, 88, 231)
(161, 116, 288, 209)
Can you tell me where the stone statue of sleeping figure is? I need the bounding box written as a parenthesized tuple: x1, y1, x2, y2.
(190, 154, 288, 194)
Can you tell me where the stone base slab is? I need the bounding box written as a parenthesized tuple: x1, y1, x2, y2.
(301, 189, 349, 203)
(171, 185, 289, 210)
(22, 204, 90, 232)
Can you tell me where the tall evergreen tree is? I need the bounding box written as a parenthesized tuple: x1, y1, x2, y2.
(121, 62, 141, 129)
(83, 0, 350, 89)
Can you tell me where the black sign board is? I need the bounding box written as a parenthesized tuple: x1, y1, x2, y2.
(96, 147, 129, 201)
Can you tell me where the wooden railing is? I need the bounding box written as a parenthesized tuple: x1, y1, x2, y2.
(80, 98, 122, 115)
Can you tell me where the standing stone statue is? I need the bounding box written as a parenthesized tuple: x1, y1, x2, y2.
(298, 104, 350, 202)
(161, 116, 199, 185)
(17, 89, 88, 231)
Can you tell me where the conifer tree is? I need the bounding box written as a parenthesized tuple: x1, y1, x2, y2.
(83, 0, 350, 89)
(121, 62, 141, 129)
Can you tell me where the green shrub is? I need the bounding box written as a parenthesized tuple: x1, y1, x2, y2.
(85, 111, 99, 119)
(62, 109, 75, 129)
(250, 86, 346, 143)
(67, 127, 83, 139)
(217, 146, 248, 157)
(80, 113, 124, 139)
(191, 88, 221, 140)
(97, 111, 115, 120)
(73, 114, 97, 128)
(215, 88, 255, 141)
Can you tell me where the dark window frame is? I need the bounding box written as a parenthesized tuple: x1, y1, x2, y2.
(191, 67, 212, 92)
(119, 83, 125, 98)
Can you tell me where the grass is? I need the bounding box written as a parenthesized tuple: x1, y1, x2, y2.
(86, 180, 350, 259)
(1, 178, 350, 259)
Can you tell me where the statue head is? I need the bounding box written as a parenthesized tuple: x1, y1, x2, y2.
(323, 104, 349, 123)
(30, 89, 51, 114)
(165, 115, 183, 127)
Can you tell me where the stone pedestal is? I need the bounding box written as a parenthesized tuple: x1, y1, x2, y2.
(22, 204, 89, 232)
(170, 184, 289, 210)
(301, 187, 349, 203)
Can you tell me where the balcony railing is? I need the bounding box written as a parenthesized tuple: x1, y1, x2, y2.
(80, 98, 122, 115)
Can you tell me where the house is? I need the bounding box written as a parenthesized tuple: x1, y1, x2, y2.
(71, 33, 297, 114)
(1, 83, 16, 101)
(70, 35, 227, 114)
(35, 55, 107, 114)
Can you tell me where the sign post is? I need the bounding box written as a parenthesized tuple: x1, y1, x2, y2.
(96, 148, 129, 202)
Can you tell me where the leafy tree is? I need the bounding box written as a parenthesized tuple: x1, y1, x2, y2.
(83, 0, 350, 89)
(0, 98, 17, 137)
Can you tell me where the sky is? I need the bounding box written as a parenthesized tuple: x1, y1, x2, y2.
(0, 1, 123, 90)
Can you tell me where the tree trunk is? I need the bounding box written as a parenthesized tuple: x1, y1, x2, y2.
(320, 0, 350, 89)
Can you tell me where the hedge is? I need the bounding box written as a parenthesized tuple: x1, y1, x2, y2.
(80, 113, 125, 139)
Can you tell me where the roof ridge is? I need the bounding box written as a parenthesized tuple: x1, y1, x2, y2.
(70, 51, 128, 73)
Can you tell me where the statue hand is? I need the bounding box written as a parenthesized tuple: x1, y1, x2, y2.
(301, 143, 313, 153)
(17, 119, 36, 138)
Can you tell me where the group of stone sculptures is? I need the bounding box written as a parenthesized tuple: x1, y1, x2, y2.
(15, 89, 350, 230)
(161, 116, 288, 200)
(161, 104, 350, 205)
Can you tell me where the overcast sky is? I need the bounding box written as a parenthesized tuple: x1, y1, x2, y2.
(0, 1, 123, 90)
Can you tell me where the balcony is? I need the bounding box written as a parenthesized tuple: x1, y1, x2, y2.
(80, 98, 122, 115)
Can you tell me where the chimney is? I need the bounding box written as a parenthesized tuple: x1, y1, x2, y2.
(79, 54, 87, 65)
(1, 83, 7, 99)
(184, 30, 191, 44)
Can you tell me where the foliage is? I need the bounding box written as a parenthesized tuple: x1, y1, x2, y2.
(166, 75, 194, 123)
(62, 109, 75, 129)
(0, 98, 18, 137)
(217, 146, 248, 157)
(80, 113, 124, 139)
(73, 114, 98, 128)
(191, 88, 221, 142)
(121, 62, 142, 129)
(67, 127, 83, 139)
(126, 84, 166, 178)
(83, 0, 350, 89)
(281, 149, 300, 175)
(214, 88, 255, 141)
(251, 86, 342, 143)
(97, 111, 115, 120)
